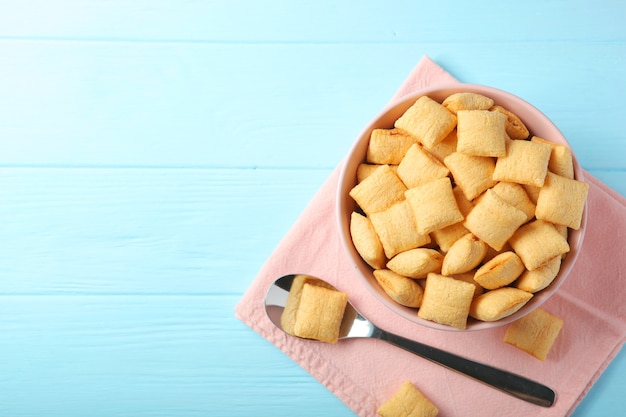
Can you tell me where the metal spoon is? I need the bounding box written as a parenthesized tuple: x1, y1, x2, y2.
(265, 274, 555, 407)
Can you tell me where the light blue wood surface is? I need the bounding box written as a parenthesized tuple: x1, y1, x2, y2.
(0, 1, 624, 416)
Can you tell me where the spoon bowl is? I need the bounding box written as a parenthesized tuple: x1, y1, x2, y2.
(265, 273, 556, 407)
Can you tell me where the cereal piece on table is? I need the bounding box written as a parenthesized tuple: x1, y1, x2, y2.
(441, 233, 488, 275)
(463, 189, 528, 251)
(350, 212, 387, 270)
(442, 92, 494, 114)
(386, 248, 443, 279)
(490, 105, 530, 140)
(456, 110, 507, 157)
(469, 287, 533, 322)
(397, 143, 450, 188)
(405, 177, 464, 235)
(378, 381, 439, 417)
(349, 164, 407, 215)
(493, 139, 552, 187)
(418, 273, 476, 329)
(394, 96, 457, 149)
(474, 251, 525, 290)
(370, 200, 431, 259)
(531, 136, 575, 179)
(293, 283, 348, 344)
(367, 128, 417, 165)
(373, 269, 423, 308)
(489, 181, 536, 222)
(427, 129, 458, 163)
(357, 163, 397, 182)
(535, 172, 589, 230)
(444, 152, 497, 200)
(515, 256, 561, 293)
(281, 275, 335, 335)
(504, 308, 564, 361)
(509, 220, 570, 270)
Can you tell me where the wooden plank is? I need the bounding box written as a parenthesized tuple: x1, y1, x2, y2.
(0, 41, 624, 169)
(0, 1, 624, 43)
(0, 167, 622, 297)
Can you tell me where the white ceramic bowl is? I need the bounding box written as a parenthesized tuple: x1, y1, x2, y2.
(337, 83, 587, 331)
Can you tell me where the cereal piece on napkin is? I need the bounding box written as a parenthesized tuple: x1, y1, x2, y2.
(509, 220, 570, 270)
(490, 105, 530, 140)
(463, 189, 527, 251)
(293, 283, 348, 344)
(367, 128, 417, 165)
(350, 212, 387, 270)
(370, 200, 431, 259)
(377, 381, 439, 417)
(535, 172, 589, 230)
(394, 95, 457, 149)
(469, 287, 533, 322)
(504, 308, 564, 361)
(397, 143, 450, 188)
(349, 164, 407, 215)
(456, 110, 507, 157)
(373, 269, 423, 308)
(493, 139, 552, 187)
(418, 273, 475, 329)
(442, 92, 494, 114)
(386, 248, 443, 279)
(405, 177, 464, 234)
(444, 152, 497, 200)
(531, 136, 575, 179)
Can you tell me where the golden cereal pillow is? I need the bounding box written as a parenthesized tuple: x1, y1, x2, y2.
(490, 105, 530, 139)
(522, 183, 541, 205)
(515, 256, 562, 293)
(469, 287, 533, 322)
(441, 233, 488, 275)
(350, 212, 386, 270)
(509, 220, 570, 270)
(397, 143, 450, 188)
(463, 189, 528, 251)
(386, 248, 443, 279)
(367, 128, 417, 165)
(474, 251, 525, 290)
(357, 163, 398, 182)
(418, 273, 476, 329)
(405, 177, 464, 235)
(349, 164, 407, 215)
(394, 96, 457, 149)
(493, 139, 552, 187)
(373, 269, 423, 308)
(378, 381, 439, 417)
(370, 200, 431, 259)
(531, 136, 574, 179)
(504, 308, 563, 361)
(281, 276, 335, 335)
(431, 222, 469, 253)
(444, 152, 497, 200)
(427, 129, 458, 163)
(535, 172, 589, 230)
(293, 283, 348, 344)
(451, 272, 484, 299)
(456, 110, 507, 157)
(442, 92, 494, 114)
(489, 181, 536, 221)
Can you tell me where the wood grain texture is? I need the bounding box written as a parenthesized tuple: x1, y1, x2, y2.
(0, 1, 624, 416)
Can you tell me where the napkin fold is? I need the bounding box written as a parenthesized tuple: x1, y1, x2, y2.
(235, 56, 626, 417)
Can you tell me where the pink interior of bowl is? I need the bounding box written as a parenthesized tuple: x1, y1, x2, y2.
(337, 83, 587, 331)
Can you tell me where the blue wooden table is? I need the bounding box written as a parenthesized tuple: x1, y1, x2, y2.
(0, 2, 624, 416)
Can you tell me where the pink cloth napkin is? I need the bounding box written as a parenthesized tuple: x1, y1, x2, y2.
(235, 56, 626, 417)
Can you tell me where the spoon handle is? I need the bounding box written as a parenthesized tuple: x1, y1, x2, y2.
(377, 329, 555, 407)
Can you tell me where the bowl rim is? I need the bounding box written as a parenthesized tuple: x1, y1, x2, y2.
(336, 82, 588, 332)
